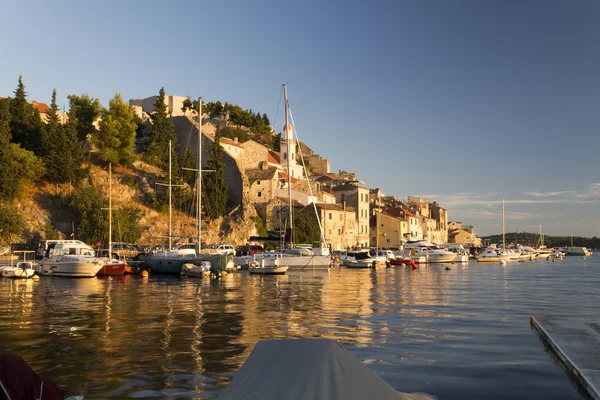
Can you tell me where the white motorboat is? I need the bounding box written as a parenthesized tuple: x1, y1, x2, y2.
(476, 247, 511, 263)
(404, 241, 456, 263)
(38, 241, 105, 277)
(446, 244, 469, 263)
(1, 262, 36, 279)
(343, 250, 379, 268)
(249, 258, 288, 275)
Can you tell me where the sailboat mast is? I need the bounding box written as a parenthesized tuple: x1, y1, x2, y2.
(109, 163, 112, 258)
(502, 198, 505, 251)
(168, 140, 172, 251)
(197, 98, 202, 251)
(283, 84, 293, 247)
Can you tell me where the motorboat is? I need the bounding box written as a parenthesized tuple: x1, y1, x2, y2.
(249, 257, 288, 275)
(343, 250, 379, 268)
(564, 247, 591, 256)
(475, 247, 511, 263)
(404, 241, 456, 263)
(446, 244, 469, 263)
(1, 262, 36, 279)
(181, 261, 212, 278)
(38, 242, 105, 277)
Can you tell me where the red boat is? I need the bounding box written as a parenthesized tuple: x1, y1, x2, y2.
(389, 258, 419, 269)
(96, 260, 127, 276)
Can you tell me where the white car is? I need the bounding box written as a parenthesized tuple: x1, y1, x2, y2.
(206, 244, 235, 255)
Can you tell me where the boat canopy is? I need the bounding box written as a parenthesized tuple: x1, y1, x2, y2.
(218, 339, 436, 400)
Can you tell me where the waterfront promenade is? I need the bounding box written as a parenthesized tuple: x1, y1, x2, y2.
(1, 257, 598, 399)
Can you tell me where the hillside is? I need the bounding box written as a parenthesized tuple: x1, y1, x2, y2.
(10, 160, 260, 248)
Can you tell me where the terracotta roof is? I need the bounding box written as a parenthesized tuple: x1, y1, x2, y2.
(381, 211, 402, 221)
(283, 123, 293, 133)
(404, 210, 417, 218)
(331, 182, 368, 191)
(31, 101, 49, 114)
(278, 172, 298, 183)
(268, 151, 280, 164)
(247, 167, 278, 180)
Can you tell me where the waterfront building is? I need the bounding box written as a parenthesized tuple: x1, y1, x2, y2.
(369, 211, 408, 248)
(448, 221, 482, 246)
(307, 203, 358, 250)
(332, 183, 370, 247)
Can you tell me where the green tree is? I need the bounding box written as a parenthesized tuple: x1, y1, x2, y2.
(145, 87, 177, 170)
(113, 206, 142, 243)
(181, 148, 196, 187)
(0, 106, 45, 201)
(66, 186, 107, 244)
(67, 94, 101, 142)
(202, 127, 227, 220)
(271, 132, 282, 151)
(44, 90, 88, 186)
(9, 76, 45, 154)
(294, 208, 322, 244)
(0, 202, 25, 242)
(96, 93, 137, 165)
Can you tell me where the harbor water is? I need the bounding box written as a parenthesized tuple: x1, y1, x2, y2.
(1, 257, 598, 399)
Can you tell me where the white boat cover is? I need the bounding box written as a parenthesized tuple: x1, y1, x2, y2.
(218, 339, 437, 400)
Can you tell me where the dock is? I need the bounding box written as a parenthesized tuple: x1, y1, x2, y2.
(531, 315, 600, 399)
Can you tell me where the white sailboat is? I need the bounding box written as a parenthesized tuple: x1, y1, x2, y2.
(146, 100, 232, 274)
(476, 199, 511, 263)
(250, 84, 331, 270)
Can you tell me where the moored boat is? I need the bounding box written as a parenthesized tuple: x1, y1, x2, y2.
(248, 258, 288, 275)
(38, 242, 105, 277)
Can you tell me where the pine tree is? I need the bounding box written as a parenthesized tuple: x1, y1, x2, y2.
(202, 127, 227, 220)
(67, 94, 101, 142)
(145, 87, 177, 170)
(96, 93, 137, 165)
(9, 75, 45, 154)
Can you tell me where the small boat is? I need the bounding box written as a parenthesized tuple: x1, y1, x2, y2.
(389, 257, 419, 269)
(96, 259, 126, 276)
(249, 258, 288, 275)
(476, 247, 511, 263)
(1, 262, 36, 279)
(181, 261, 212, 278)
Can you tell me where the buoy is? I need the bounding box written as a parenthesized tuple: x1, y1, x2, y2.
(33, 275, 40, 280)
(141, 270, 149, 277)
(499, 259, 507, 265)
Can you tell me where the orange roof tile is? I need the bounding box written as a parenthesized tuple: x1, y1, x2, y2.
(31, 101, 49, 114)
(268, 151, 280, 164)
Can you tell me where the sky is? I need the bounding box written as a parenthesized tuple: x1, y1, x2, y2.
(1, 0, 599, 237)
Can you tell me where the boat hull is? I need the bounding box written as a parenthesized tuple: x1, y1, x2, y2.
(96, 261, 126, 276)
(146, 253, 229, 274)
(40, 260, 104, 277)
(249, 265, 288, 275)
(252, 254, 331, 270)
(1, 267, 35, 279)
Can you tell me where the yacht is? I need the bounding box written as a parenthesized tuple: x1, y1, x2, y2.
(446, 244, 469, 263)
(476, 247, 511, 263)
(404, 241, 456, 263)
(38, 241, 105, 277)
(564, 247, 591, 256)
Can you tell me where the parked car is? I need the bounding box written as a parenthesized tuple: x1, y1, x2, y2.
(108, 242, 144, 259)
(235, 245, 264, 256)
(206, 244, 235, 255)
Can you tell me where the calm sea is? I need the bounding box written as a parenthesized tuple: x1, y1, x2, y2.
(1, 257, 598, 399)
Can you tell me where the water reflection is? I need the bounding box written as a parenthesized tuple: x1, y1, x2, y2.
(0, 259, 596, 399)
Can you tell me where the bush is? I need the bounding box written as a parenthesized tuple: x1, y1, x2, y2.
(0, 202, 25, 242)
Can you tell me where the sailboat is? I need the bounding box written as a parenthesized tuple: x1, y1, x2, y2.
(97, 163, 127, 276)
(250, 84, 331, 270)
(145, 100, 233, 274)
(564, 232, 591, 256)
(476, 198, 511, 263)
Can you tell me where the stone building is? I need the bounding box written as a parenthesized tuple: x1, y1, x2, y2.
(129, 94, 189, 118)
(370, 211, 408, 248)
(298, 142, 330, 175)
(448, 222, 481, 246)
(331, 183, 370, 247)
(246, 167, 279, 205)
(308, 203, 357, 250)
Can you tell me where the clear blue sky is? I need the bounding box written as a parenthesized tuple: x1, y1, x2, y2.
(2, 0, 599, 237)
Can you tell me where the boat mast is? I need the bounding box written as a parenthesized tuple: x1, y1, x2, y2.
(502, 198, 505, 251)
(197, 97, 203, 252)
(109, 163, 112, 258)
(168, 140, 172, 250)
(283, 84, 293, 247)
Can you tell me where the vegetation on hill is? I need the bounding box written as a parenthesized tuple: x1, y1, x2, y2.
(481, 232, 600, 249)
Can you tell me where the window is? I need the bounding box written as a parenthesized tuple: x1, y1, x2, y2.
(283, 153, 287, 160)
(258, 192, 262, 197)
(257, 180, 261, 185)
(328, 229, 332, 235)
(338, 229, 341, 235)
(329, 213, 332, 220)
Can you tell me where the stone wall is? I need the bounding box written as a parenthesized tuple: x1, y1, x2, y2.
(241, 140, 269, 170)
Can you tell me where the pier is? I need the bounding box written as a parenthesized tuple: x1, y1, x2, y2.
(531, 315, 600, 399)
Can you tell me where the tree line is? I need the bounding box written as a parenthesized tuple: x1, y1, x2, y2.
(481, 232, 600, 250)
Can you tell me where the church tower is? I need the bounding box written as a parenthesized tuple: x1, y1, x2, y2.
(280, 122, 299, 178)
